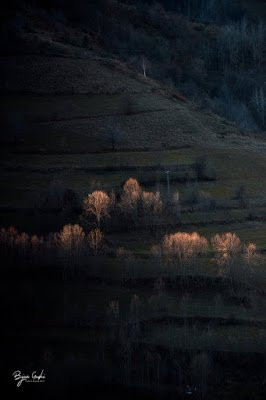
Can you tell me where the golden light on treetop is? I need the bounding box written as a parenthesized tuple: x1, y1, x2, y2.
(142, 191, 162, 215)
(57, 224, 85, 250)
(83, 191, 111, 226)
(123, 178, 141, 196)
(211, 232, 242, 260)
(122, 178, 142, 207)
(162, 232, 208, 262)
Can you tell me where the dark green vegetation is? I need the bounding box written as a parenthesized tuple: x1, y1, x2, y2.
(1, 1, 266, 399)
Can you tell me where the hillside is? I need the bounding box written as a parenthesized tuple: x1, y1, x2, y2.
(1, 0, 265, 133)
(2, 3, 266, 399)
(1, 6, 266, 211)
(1, 53, 263, 153)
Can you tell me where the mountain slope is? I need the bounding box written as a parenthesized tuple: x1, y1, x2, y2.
(1, 2, 266, 211)
(1, 53, 265, 154)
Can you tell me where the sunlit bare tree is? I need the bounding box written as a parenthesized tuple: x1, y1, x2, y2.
(163, 232, 208, 265)
(83, 190, 111, 226)
(212, 232, 242, 265)
(142, 191, 162, 215)
(120, 178, 142, 216)
(56, 224, 85, 274)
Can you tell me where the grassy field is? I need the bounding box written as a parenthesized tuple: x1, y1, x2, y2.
(2, 52, 266, 398)
(2, 146, 266, 208)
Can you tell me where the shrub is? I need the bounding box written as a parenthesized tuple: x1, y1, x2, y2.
(184, 185, 210, 206)
(172, 190, 180, 205)
(154, 277, 165, 294)
(36, 181, 79, 212)
(194, 157, 217, 181)
(184, 185, 200, 205)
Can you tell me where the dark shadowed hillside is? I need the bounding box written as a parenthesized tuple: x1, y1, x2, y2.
(1, 2, 266, 400)
(1, 0, 266, 212)
(1, 0, 265, 132)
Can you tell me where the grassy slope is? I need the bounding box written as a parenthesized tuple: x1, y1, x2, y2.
(1, 52, 266, 204)
(1, 12, 266, 364)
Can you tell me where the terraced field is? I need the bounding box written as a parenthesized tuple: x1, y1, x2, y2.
(2, 48, 266, 399)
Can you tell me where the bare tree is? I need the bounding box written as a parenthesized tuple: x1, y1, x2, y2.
(83, 191, 111, 226)
(141, 190, 163, 229)
(106, 300, 120, 342)
(235, 184, 248, 208)
(0, 226, 18, 249)
(212, 232, 242, 263)
(116, 247, 136, 282)
(104, 126, 123, 152)
(162, 232, 208, 267)
(56, 224, 85, 274)
(120, 178, 142, 215)
(87, 228, 104, 255)
(241, 242, 259, 288)
(129, 294, 141, 343)
(252, 87, 265, 129)
(212, 232, 242, 291)
(142, 191, 162, 215)
(56, 224, 85, 252)
(15, 232, 30, 257)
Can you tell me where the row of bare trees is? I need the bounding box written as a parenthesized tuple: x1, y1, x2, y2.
(0, 224, 105, 276)
(212, 232, 259, 292)
(0, 224, 260, 286)
(104, 292, 216, 397)
(83, 178, 164, 229)
(149, 231, 259, 290)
